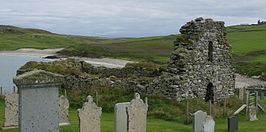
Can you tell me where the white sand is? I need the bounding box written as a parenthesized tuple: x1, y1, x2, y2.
(0, 48, 133, 68)
(0, 48, 64, 56)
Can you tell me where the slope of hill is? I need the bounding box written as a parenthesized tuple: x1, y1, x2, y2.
(0, 24, 265, 79)
(1, 24, 265, 62)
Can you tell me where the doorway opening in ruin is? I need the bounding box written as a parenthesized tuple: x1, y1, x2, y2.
(208, 41, 213, 62)
(205, 82, 214, 103)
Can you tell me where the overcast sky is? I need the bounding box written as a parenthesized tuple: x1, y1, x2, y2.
(0, 0, 265, 37)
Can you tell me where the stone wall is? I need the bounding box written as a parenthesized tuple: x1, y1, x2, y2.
(148, 18, 235, 101)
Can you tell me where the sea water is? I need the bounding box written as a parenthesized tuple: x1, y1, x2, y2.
(0, 53, 47, 94)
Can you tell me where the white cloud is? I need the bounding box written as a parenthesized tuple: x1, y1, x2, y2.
(0, 0, 265, 37)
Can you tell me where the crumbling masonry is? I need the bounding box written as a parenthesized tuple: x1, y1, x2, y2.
(147, 18, 235, 101)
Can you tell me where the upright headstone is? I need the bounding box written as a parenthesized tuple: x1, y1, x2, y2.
(78, 95, 102, 132)
(193, 110, 207, 132)
(59, 95, 70, 126)
(3, 93, 19, 129)
(127, 93, 148, 132)
(203, 116, 215, 132)
(13, 70, 63, 132)
(228, 115, 238, 132)
(114, 102, 130, 132)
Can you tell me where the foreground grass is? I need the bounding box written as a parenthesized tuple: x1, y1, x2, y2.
(0, 98, 266, 132)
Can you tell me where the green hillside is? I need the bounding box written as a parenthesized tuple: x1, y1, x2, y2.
(1, 24, 265, 62)
(0, 24, 265, 79)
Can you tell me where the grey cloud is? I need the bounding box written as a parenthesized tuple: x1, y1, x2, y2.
(0, 0, 265, 37)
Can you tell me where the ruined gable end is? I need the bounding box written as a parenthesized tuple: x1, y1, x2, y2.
(148, 18, 235, 102)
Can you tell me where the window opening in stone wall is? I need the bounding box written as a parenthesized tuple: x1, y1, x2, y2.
(208, 41, 214, 62)
(205, 82, 214, 103)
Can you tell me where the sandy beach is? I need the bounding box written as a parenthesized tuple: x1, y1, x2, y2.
(0, 48, 64, 56)
(0, 48, 133, 68)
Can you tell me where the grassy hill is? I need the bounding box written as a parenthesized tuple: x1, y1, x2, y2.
(0, 24, 265, 79)
(1, 24, 265, 62)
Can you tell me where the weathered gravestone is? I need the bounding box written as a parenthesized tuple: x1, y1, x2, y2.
(193, 110, 207, 132)
(114, 102, 130, 132)
(203, 116, 215, 132)
(3, 93, 19, 129)
(249, 106, 258, 121)
(13, 70, 63, 132)
(114, 93, 148, 132)
(228, 115, 238, 132)
(78, 95, 102, 132)
(59, 95, 70, 126)
(128, 93, 148, 132)
(3, 94, 69, 129)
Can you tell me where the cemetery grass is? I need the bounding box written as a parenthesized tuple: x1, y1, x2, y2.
(1, 98, 266, 132)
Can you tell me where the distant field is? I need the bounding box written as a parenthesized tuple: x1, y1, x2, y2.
(0, 24, 265, 79)
(226, 24, 266, 56)
(0, 24, 266, 62)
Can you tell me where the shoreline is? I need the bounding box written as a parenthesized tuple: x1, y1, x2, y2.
(0, 48, 64, 57)
(0, 48, 133, 68)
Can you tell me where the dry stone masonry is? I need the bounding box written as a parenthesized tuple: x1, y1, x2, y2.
(78, 95, 102, 132)
(13, 70, 63, 132)
(3, 93, 19, 129)
(148, 18, 235, 101)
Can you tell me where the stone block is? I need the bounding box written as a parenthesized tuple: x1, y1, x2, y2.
(59, 95, 70, 126)
(228, 115, 238, 132)
(78, 95, 102, 132)
(128, 93, 148, 132)
(3, 93, 19, 129)
(203, 116, 215, 132)
(114, 102, 130, 132)
(193, 110, 207, 132)
(13, 70, 63, 132)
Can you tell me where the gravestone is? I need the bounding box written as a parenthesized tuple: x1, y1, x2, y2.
(3, 93, 19, 129)
(114, 102, 130, 132)
(59, 95, 70, 126)
(203, 116, 215, 132)
(78, 95, 102, 132)
(127, 93, 148, 132)
(193, 110, 207, 132)
(249, 106, 258, 121)
(13, 70, 63, 132)
(228, 115, 238, 132)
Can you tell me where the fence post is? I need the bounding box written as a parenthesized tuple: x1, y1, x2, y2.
(185, 97, 189, 124)
(246, 90, 250, 119)
(209, 100, 212, 116)
(13, 86, 16, 93)
(0, 86, 2, 95)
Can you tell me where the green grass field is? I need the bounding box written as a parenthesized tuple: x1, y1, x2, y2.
(0, 98, 266, 132)
(1, 24, 265, 63)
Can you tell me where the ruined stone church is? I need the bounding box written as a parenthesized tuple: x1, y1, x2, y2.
(148, 18, 235, 102)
